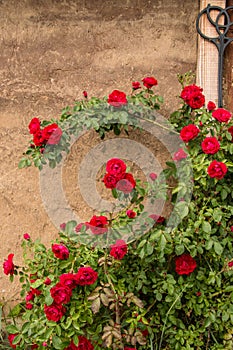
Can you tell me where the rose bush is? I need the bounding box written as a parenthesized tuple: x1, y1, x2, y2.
(2, 74, 233, 350)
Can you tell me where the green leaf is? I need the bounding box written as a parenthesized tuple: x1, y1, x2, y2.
(52, 335, 64, 349)
(65, 220, 77, 235)
(214, 242, 223, 255)
(202, 221, 211, 233)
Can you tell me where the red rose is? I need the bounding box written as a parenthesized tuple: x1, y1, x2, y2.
(28, 117, 41, 134)
(44, 302, 66, 322)
(25, 291, 35, 302)
(75, 267, 98, 286)
(228, 126, 233, 141)
(110, 239, 128, 260)
(30, 287, 42, 296)
(132, 81, 141, 90)
(230, 226, 233, 232)
(180, 124, 200, 142)
(142, 76, 158, 89)
(201, 137, 220, 154)
(23, 233, 30, 240)
(42, 123, 63, 145)
(83, 90, 88, 98)
(8, 333, 19, 349)
(60, 223, 66, 231)
(59, 273, 77, 290)
(33, 131, 46, 147)
(26, 302, 33, 309)
(207, 160, 228, 180)
(173, 148, 188, 161)
(88, 215, 108, 235)
(124, 348, 137, 350)
(75, 222, 87, 233)
(116, 173, 136, 194)
(126, 210, 136, 218)
(107, 90, 127, 107)
(3, 253, 14, 275)
(207, 101, 216, 111)
(50, 283, 72, 304)
(106, 158, 127, 176)
(64, 336, 94, 350)
(102, 173, 123, 189)
(175, 254, 197, 275)
(212, 108, 231, 123)
(180, 84, 205, 109)
(52, 244, 70, 260)
(149, 172, 157, 181)
(228, 261, 233, 268)
(44, 277, 52, 285)
(149, 214, 165, 224)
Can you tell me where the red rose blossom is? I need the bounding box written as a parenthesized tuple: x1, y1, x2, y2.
(88, 215, 108, 235)
(52, 244, 70, 260)
(26, 302, 33, 309)
(116, 173, 136, 194)
(44, 302, 66, 322)
(142, 76, 158, 89)
(212, 108, 231, 123)
(149, 214, 165, 224)
(33, 131, 45, 147)
(44, 277, 52, 285)
(228, 126, 233, 141)
(124, 348, 137, 350)
(230, 226, 233, 232)
(59, 273, 77, 290)
(106, 158, 127, 176)
(180, 84, 205, 109)
(25, 291, 35, 302)
(50, 283, 72, 304)
(132, 81, 141, 90)
(201, 137, 220, 154)
(75, 267, 98, 286)
(60, 223, 66, 231)
(149, 172, 157, 181)
(207, 101, 216, 111)
(228, 261, 233, 268)
(3, 253, 14, 275)
(175, 253, 197, 275)
(102, 173, 123, 189)
(64, 336, 94, 350)
(173, 148, 188, 161)
(180, 124, 200, 142)
(126, 210, 136, 218)
(8, 333, 19, 349)
(23, 233, 30, 240)
(110, 239, 128, 260)
(75, 222, 86, 233)
(42, 123, 63, 145)
(28, 117, 41, 134)
(107, 90, 127, 107)
(83, 90, 88, 98)
(207, 160, 228, 180)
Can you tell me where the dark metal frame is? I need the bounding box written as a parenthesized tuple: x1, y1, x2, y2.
(196, 4, 233, 107)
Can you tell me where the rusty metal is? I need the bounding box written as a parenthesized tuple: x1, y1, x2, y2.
(196, 4, 233, 107)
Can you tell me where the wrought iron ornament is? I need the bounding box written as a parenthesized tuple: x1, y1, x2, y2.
(196, 4, 233, 107)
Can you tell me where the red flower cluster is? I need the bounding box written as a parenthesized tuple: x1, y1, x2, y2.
(212, 108, 231, 123)
(201, 137, 220, 154)
(3, 253, 14, 275)
(110, 239, 128, 260)
(44, 267, 98, 322)
(108, 90, 127, 107)
(175, 254, 197, 275)
(64, 336, 94, 350)
(142, 76, 158, 89)
(28, 118, 62, 147)
(180, 124, 200, 142)
(102, 158, 136, 194)
(180, 84, 205, 109)
(207, 160, 228, 180)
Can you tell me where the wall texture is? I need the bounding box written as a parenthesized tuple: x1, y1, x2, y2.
(0, 0, 199, 303)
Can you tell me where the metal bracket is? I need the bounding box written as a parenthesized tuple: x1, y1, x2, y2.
(196, 4, 233, 107)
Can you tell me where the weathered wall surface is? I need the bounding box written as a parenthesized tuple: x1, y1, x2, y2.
(0, 0, 199, 302)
